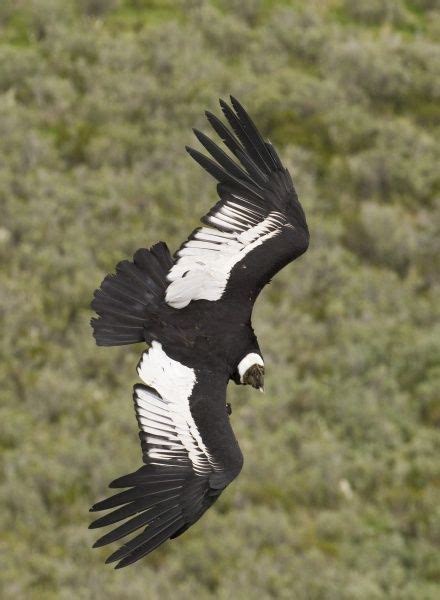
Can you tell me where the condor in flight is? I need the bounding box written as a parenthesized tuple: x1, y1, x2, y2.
(89, 97, 309, 568)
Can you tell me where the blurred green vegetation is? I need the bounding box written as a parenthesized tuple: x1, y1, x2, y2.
(0, 0, 439, 598)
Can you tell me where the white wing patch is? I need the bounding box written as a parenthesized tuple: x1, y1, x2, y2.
(136, 341, 219, 475)
(166, 197, 286, 309)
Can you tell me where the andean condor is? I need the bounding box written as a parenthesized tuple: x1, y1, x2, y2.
(89, 96, 309, 568)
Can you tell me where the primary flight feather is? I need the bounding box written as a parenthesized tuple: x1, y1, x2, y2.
(89, 96, 309, 568)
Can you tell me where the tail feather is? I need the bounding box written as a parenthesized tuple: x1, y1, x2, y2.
(148, 242, 174, 272)
(91, 242, 173, 347)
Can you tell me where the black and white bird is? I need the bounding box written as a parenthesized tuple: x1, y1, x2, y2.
(89, 97, 309, 568)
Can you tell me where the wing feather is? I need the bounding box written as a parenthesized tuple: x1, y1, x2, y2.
(165, 97, 309, 309)
(90, 343, 242, 568)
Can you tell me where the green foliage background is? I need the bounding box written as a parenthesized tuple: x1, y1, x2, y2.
(1, 0, 439, 598)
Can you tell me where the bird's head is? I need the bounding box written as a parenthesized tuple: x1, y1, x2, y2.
(236, 353, 265, 392)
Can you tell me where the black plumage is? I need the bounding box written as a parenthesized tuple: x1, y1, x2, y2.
(89, 97, 309, 567)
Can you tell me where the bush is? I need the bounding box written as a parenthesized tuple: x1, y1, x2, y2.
(0, 1, 438, 598)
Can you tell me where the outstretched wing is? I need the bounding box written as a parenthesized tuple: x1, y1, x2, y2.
(89, 342, 242, 568)
(165, 96, 309, 309)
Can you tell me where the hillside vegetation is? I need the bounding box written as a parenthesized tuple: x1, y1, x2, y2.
(0, 1, 439, 598)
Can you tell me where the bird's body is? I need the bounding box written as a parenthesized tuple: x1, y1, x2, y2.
(89, 97, 309, 567)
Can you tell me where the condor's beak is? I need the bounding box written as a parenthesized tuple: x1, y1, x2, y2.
(242, 363, 265, 391)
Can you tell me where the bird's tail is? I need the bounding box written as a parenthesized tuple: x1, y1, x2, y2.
(91, 242, 173, 346)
